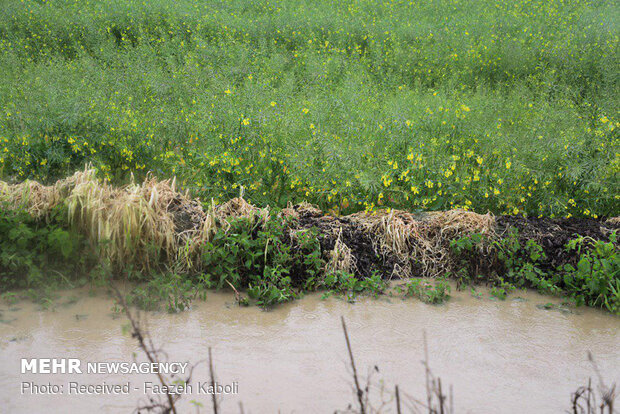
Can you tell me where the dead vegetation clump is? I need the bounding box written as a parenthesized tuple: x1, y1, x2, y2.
(0, 168, 215, 272)
(413, 209, 496, 277)
(325, 228, 358, 275)
(273, 203, 499, 279)
(606, 216, 620, 227)
(0, 170, 277, 273)
(65, 170, 180, 271)
(280, 201, 323, 223)
(0, 170, 84, 218)
(0, 180, 60, 218)
(349, 210, 417, 263)
(285, 203, 393, 278)
(215, 197, 269, 228)
(347, 209, 496, 278)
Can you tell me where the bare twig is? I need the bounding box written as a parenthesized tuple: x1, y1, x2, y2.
(341, 316, 366, 414)
(225, 279, 241, 303)
(423, 331, 432, 414)
(209, 347, 219, 414)
(437, 378, 444, 414)
(569, 353, 617, 414)
(112, 285, 178, 414)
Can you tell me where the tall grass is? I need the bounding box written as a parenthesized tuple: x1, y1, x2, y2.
(0, 0, 618, 217)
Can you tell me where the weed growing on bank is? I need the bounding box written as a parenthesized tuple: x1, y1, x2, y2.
(399, 278, 452, 304)
(449, 231, 620, 313)
(199, 216, 323, 307)
(0, 204, 94, 294)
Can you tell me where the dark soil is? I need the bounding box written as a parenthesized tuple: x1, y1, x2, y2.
(495, 215, 617, 270)
(290, 205, 403, 278)
(168, 197, 205, 233)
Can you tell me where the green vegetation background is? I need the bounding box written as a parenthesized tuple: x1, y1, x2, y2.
(0, 0, 618, 217)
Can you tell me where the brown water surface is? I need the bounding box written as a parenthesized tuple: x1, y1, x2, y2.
(0, 287, 618, 413)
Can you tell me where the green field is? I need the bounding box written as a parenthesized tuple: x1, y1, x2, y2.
(0, 0, 618, 217)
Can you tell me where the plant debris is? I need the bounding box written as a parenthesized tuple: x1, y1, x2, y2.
(1, 171, 617, 304)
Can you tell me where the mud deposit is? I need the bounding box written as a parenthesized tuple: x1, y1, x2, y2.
(1, 288, 618, 413)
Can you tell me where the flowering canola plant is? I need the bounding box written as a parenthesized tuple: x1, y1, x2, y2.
(0, 0, 618, 218)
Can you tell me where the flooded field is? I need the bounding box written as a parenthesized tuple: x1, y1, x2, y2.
(1, 287, 618, 413)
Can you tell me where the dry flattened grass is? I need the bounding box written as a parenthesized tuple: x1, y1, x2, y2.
(421, 209, 495, 237)
(350, 210, 417, 261)
(215, 197, 269, 228)
(412, 209, 496, 277)
(0, 171, 82, 218)
(606, 217, 620, 226)
(295, 201, 323, 217)
(280, 201, 321, 220)
(0, 180, 60, 218)
(348, 210, 415, 277)
(349, 209, 496, 277)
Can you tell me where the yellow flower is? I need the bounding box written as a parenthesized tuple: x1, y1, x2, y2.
(302, 108, 309, 114)
(270, 101, 276, 107)
(224, 89, 232, 95)
(382, 175, 393, 187)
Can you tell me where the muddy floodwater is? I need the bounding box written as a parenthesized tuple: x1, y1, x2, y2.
(0, 287, 618, 414)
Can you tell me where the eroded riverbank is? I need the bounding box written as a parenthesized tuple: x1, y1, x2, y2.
(1, 287, 618, 413)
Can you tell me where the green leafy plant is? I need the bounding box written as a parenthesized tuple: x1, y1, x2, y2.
(489, 278, 516, 300)
(495, 233, 560, 295)
(127, 272, 197, 313)
(0, 204, 90, 293)
(402, 278, 451, 304)
(320, 270, 386, 302)
(199, 215, 324, 307)
(561, 234, 619, 314)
